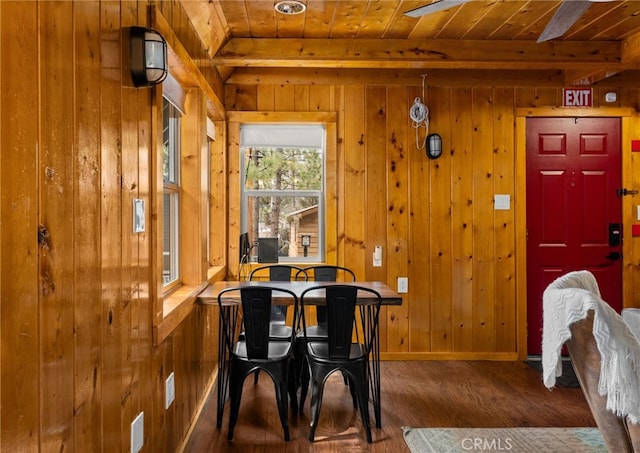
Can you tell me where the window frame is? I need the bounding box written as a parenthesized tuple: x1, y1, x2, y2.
(240, 125, 326, 263)
(226, 111, 338, 279)
(162, 97, 182, 291)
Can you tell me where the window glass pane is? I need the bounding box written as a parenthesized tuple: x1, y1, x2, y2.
(240, 124, 325, 263)
(163, 192, 179, 285)
(162, 99, 180, 184)
(246, 195, 320, 259)
(244, 147, 322, 191)
(162, 97, 181, 287)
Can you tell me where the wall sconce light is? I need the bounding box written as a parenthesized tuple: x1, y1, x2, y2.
(426, 133, 442, 159)
(129, 26, 168, 88)
(301, 234, 311, 257)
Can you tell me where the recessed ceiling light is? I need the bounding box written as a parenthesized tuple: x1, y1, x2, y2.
(274, 1, 306, 15)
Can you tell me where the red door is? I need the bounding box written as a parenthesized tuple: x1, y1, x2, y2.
(526, 117, 622, 355)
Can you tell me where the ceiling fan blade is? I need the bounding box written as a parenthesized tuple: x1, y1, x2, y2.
(404, 0, 472, 18)
(537, 0, 592, 43)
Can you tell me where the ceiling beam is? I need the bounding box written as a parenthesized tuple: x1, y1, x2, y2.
(226, 67, 566, 87)
(214, 38, 623, 71)
(622, 31, 640, 64)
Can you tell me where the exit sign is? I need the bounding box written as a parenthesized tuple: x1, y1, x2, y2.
(563, 88, 593, 107)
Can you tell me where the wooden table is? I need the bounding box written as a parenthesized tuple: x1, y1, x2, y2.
(198, 280, 402, 430)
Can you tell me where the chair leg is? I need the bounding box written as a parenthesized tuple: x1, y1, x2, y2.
(228, 371, 246, 441)
(299, 358, 310, 413)
(308, 371, 326, 442)
(355, 374, 372, 443)
(287, 359, 298, 412)
(274, 373, 291, 441)
(347, 375, 358, 409)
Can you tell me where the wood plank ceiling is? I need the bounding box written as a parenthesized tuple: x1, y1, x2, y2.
(181, 0, 640, 87)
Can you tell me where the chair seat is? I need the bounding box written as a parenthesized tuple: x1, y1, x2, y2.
(269, 324, 293, 340)
(234, 340, 292, 360)
(239, 324, 292, 342)
(296, 325, 327, 341)
(307, 342, 366, 361)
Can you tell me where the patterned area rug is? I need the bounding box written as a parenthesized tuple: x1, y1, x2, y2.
(402, 427, 606, 453)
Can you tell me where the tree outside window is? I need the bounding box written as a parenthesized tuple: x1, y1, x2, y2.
(241, 125, 324, 262)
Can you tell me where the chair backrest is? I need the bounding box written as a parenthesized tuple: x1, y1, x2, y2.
(298, 265, 356, 282)
(300, 266, 356, 325)
(249, 264, 308, 282)
(248, 265, 307, 324)
(217, 286, 298, 359)
(300, 284, 381, 359)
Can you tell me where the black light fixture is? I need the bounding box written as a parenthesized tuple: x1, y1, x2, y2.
(129, 26, 168, 88)
(426, 133, 443, 159)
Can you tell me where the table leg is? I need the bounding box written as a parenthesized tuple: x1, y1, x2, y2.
(360, 305, 382, 429)
(216, 305, 237, 429)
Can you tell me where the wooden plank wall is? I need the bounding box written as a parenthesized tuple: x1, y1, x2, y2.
(2, 1, 640, 452)
(0, 1, 217, 452)
(225, 82, 640, 361)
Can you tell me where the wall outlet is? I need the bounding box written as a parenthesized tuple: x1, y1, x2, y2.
(398, 277, 408, 293)
(131, 412, 144, 453)
(165, 372, 175, 409)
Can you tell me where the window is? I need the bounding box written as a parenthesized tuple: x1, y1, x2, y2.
(240, 124, 325, 262)
(162, 97, 181, 287)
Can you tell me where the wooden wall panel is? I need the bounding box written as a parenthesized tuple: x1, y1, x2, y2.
(385, 85, 410, 352)
(471, 87, 497, 352)
(100, 1, 124, 450)
(0, 2, 39, 451)
(364, 86, 390, 348)
(450, 87, 475, 352)
(210, 120, 228, 266)
(407, 88, 432, 352)
(343, 86, 367, 277)
(73, 1, 104, 451)
(275, 85, 295, 111)
(39, 3, 76, 450)
(428, 86, 454, 353)
(493, 88, 517, 352)
(121, 3, 141, 452)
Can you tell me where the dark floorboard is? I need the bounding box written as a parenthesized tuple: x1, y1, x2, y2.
(184, 360, 594, 452)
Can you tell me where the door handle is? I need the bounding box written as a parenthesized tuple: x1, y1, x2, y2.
(605, 251, 622, 261)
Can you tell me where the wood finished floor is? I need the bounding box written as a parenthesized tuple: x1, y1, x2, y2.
(183, 360, 595, 452)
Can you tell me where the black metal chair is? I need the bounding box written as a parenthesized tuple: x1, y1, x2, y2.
(247, 265, 307, 384)
(299, 284, 382, 443)
(217, 285, 299, 441)
(295, 265, 356, 407)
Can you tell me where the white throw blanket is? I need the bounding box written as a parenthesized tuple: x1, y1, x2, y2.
(541, 270, 640, 424)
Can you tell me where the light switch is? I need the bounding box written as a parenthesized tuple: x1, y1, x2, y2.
(133, 199, 145, 233)
(397, 277, 408, 293)
(373, 246, 383, 267)
(494, 194, 510, 210)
